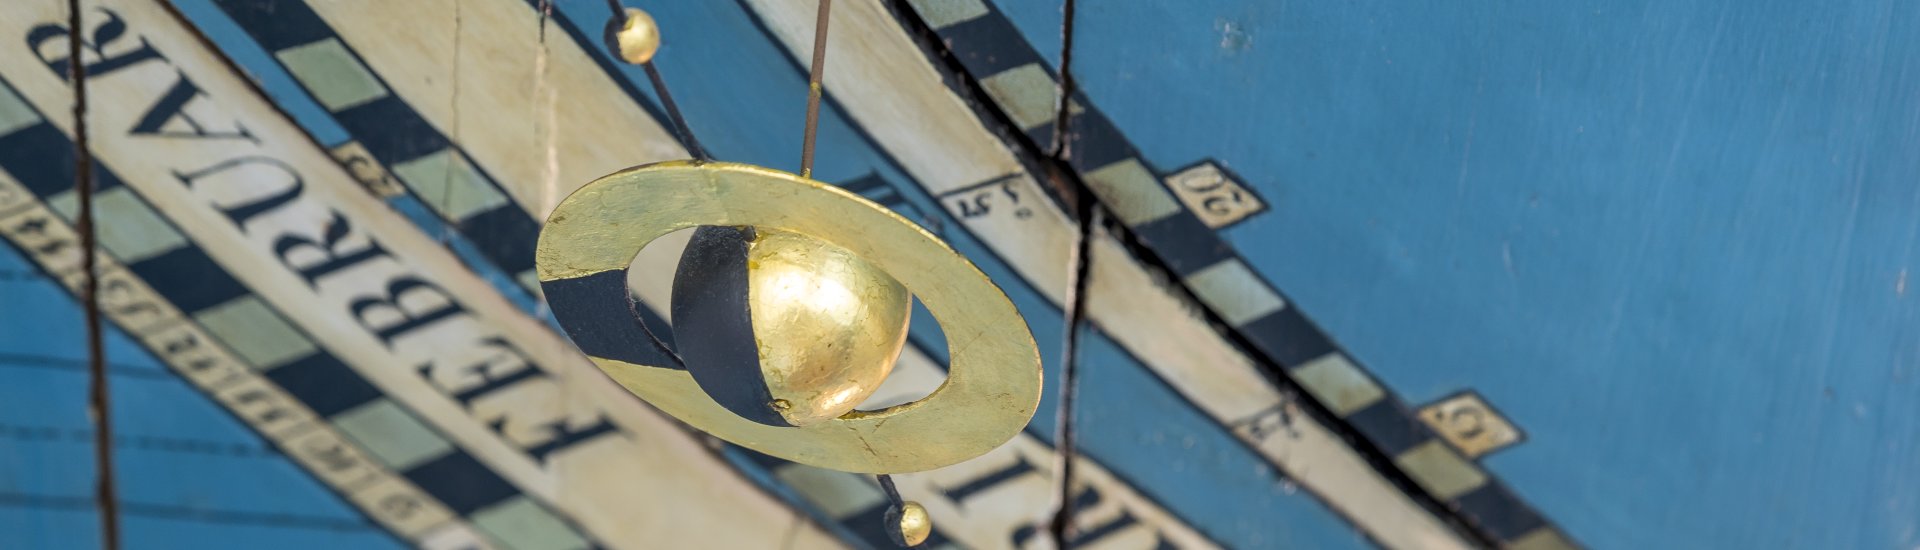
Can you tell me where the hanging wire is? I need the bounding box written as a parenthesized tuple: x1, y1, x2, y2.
(67, 1, 120, 548)
(1046, 0, 1085, 545)
(1048, 207, 1094, 546)
(798, 0, 832, 178)
(642, 63, 710, 161)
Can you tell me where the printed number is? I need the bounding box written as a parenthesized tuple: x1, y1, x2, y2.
(1440, 407, 1488, 440)
(1199, 191, 1248, 216)
(99, 277, 164, 322)
(1175, 173, 1228, 193)
(1177, 172, 1250, 216)
(951, 181, 1032, 220)
(378, 493, 425, 520)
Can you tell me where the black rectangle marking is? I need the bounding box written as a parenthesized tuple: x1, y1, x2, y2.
(939, 11, 1044, 78)
(1022, 121, 1056, 153)
(459, 206, 541, 275)
(1240, 307, 1337, 368)
(1131, 215, 1234, 275)
(332, 96, 450, 167)
(263, 352, 383, 418)
(1066, 107, 1137, 174)
(211, 0, 338, 51)
(0, 124, 76, 198)
(1453, 483, 1549, 542)
(402, 450, 519, 516)
(127, 246, 249, 314)
(1344, 398, 1432, 456)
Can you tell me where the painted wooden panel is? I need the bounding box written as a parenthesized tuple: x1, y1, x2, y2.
(919, 0, 1920, 548)
(12, 0, 1907, 548)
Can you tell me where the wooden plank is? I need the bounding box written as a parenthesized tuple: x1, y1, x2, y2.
(0, 2, 838, 548)
(739, 1, 1475, 548)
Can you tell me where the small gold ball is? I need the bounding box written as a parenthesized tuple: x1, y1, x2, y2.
(886, 501, 932, 547)
(609, 7, 661, 64)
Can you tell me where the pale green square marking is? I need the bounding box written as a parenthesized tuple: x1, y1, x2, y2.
(907, 0, 989, 29)
(1291, 353, 1384, 416)
(49, 187, 187, 263)
(516, 269, 543, 298)
(1509, 528, 1578, 550)
(1394, 440, 1488, 500)
(194, 296, 316, 370)
(1184, 259, 1286, 326)
(1084, 159, 1182, 226)
(979, 64, 1060, 130)
(275, 39, 390, 111)
(331, 399, 452, 471)
(774, 464, 886, 520)
(390, 149, 511, 221)
(472, 496, 590, 550)
(0, 83, 42, 136)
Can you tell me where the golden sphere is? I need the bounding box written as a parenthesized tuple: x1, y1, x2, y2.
(673, 226, 911, 427)
(746, 229, 910, 425)
(887, 501, 932, 547)
(608, 7, 661, 64)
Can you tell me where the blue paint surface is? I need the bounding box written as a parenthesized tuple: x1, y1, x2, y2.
(982, 0, 1920, 546)
(0, 246, 402, 549)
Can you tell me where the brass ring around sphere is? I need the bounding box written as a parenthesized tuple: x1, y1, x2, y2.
(535, 161, 1041, 473)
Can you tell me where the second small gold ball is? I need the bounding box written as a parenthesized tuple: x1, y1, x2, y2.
(609, 7, 661, 64)
(888, 501, 932, 547)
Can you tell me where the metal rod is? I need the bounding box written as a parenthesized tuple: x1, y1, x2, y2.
(642, 62, 711, 160)
(67, 1, 119, 548)
(1046, 0, 1083, 545)
(1048, 0, 1079, 158)
(799, 0, 832, 178)
(876, 474, 905, 508)
(1048, 205, 1095, 547)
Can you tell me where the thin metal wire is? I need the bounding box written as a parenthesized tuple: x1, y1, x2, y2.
(876, 474, 905, 509)
(1047, 1, 1078, 158)
(67, 1, 119, 548)
(799, 0, 832, 178)
(1046, 0, 1084, 545)
(641, 62, 712, 160)
(1048, 205, 1094, 546)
